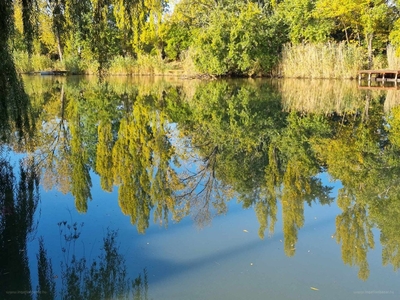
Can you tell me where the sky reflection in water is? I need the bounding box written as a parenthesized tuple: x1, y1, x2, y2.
(1, 76, 400, 299)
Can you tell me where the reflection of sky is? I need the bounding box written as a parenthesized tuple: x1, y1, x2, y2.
(22, 156, 400, 300)
(4, 117, 395, 299)
(10, 73, 399, 299)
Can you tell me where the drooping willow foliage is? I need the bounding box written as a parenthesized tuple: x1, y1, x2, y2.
(0, 0, 35, 143)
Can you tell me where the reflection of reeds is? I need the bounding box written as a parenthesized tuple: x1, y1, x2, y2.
(384, 89, 400, 113)
(279, 79, 400, 115)
(279, 79, 365, 114)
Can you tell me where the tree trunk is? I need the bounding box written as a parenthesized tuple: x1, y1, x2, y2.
(56, 28, 63, 62)
(367, 33, 373, 69)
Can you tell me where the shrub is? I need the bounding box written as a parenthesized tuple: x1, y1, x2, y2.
(190, 3, 286, 76)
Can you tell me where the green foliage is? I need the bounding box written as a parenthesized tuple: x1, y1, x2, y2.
(31, 53, 54, 71)
(113, 0, 167, 56)
(64, 55, 85, 74)
(389, 20, 400, 57)
(0, 50, 33, 144)
(90, 0, 122, 75)
(12, 51, 33, 73)
(314, 0, 393, 66)
(278, 0, 333, 43)
(6, 0, 400, 77)
(160, 21, 192, 61)
(191, 3, 287, 76)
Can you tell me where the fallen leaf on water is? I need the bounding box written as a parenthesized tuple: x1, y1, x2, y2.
(310, 287, 319, 291)
(243, 230, 249, 233)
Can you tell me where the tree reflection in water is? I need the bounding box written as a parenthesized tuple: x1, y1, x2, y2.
(0, 153, 147, 299)
(3, 76, 400, 285)
(36, 222, 148, 300)
(0, 156, 39, 299)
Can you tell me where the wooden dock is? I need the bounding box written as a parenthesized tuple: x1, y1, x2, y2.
(358, 69, 400, 86)
(357, 85, 400, 90)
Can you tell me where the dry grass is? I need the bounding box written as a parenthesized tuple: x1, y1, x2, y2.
(387, 44, 400, 70)
(280, 43, 367, 79)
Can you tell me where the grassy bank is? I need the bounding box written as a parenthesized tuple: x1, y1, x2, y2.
(13, 42, 398, 78)
(13, 51, 200, 77)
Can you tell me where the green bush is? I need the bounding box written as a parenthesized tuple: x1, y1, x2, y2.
(64, 55, 84, 74)
(191, 3, 286, 76)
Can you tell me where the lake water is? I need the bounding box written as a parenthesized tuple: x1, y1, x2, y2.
(1, 76, 400, 299)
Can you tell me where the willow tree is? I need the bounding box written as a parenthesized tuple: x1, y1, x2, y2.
(113, 0, 168, 56)
(1, 0, 35, 144)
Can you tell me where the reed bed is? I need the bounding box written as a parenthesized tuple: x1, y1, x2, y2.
(280, 43, 367, 79)
(13, 51, 53, 73)
(180, 48, 202, 77)
(387, 44, 400, 70)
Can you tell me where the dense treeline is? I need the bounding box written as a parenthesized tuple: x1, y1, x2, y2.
(6, 0, 400, 76)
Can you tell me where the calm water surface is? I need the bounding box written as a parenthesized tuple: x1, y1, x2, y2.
(1, 76, 400, 299)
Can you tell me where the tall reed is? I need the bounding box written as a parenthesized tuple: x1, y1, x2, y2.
(387, 44, 400, 69)
(108, 56, 136, 75)
(13, 51, 53, 73)
(280, 42, 367, 79)
(107, 54, 172, 75)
